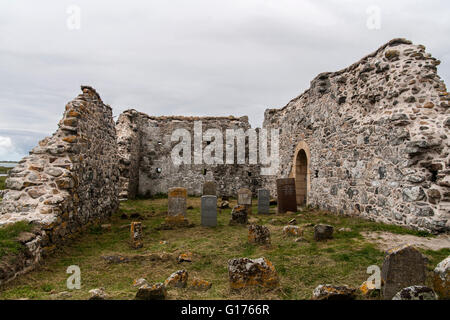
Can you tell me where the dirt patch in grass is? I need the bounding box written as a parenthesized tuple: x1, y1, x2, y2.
(0, 198, 446, 300)
(362, 231, 450, 251)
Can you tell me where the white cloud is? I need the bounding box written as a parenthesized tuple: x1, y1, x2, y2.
(0, 136, 13, 149)
(0, 136, 15, 161)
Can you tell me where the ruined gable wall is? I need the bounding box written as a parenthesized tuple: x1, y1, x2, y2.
(263, 39, 449, 233)
(117, 111, 263, 198)
(0, 86, 120, 284)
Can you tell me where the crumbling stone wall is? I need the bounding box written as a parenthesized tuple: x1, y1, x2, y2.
(117, 110, 262, 198)
(117, 111, 141, 199)
(0, 86, 120, 284)
(263, 39, 449, 233)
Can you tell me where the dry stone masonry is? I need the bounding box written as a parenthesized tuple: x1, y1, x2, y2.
(264, 39, 449, 233)
(116, 111, 262, 198)
(0, 86, 119, 285)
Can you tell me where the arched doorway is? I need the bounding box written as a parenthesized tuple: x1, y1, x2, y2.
(291, 141, 311, 208)
(295, 150, 308, 206)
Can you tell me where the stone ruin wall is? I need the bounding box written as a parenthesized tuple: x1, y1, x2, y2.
(0, 86, 120, 284)
(263, 39, 450, 233)
(117, 110, 262, 198)
(1, 39, 449, 286)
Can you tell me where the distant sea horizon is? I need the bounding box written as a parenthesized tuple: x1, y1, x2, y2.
(0, 162, 18, 168)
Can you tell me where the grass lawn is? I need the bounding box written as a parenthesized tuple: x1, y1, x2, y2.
(0, 197, 448, 300)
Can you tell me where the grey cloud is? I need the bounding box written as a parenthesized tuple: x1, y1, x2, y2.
(0, 0, 449, 160)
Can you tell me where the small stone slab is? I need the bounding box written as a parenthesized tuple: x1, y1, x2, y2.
(248, 224, 271, 245)
(228, 257, 278, 290)
(130, 222, 143, 249)
(164, 270, 188, 288)
(201, 195, 217, 227)
(276, 178, 297, 213)
(168, 187, 187, 216)
(392, 286, 437, 300)
(314, 224, 334, 241)
(229, 205, 248, 225)
(135, 283, 166, 300)
(257, 189, 270, 215)
(237, 188, 252, 215)
(312, 284, 356, 300)
(283, 225, 303, 237)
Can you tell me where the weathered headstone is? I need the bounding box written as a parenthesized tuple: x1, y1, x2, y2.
(229, 205, 248, 225)
(283, 225, 303, 237)
(130, 222, 143, 249)
(202, 181, 216, 196)
(257, 189, 270, 215)
(228, 257, 278, 289)
(381, 244, 427, 300)
(237, 188, 252, 215)
(314, 224, 334, 241)
(201, 195, 217, 227)
(276, 178, 297, 213)
(168, 187, 187, 216)
(248, 224, 271, 245)
(164, 270, 188, 288)
(313, 284, 356, 300)
(135, 283, 167, 300)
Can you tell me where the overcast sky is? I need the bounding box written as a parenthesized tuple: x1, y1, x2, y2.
(0, 0, 449, 161)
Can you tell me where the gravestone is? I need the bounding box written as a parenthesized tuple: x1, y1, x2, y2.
(229, 205, 248, 225)
(257, 189, 270, 215)
(381, 244, 427, 299)
(201, 195, 217, 227)
(276, 178, 297, 213)
(130, 222, 143, 249)
(168, 187, 187, 216)
(314, 224, 334, 241)
(202, 181, 216, 196)
(237, 188, 252, 215)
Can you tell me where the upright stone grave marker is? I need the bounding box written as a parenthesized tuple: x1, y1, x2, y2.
(168, 187, 187, 216)
(381, 244, 426, 299)
(276, 178, 297, 213)
(237, 188, 252, 215)
(257, 189, 270, 215)
(130, 222, 143, 249)
(201, 195, 217, 227)
(202, 181, 216, 196)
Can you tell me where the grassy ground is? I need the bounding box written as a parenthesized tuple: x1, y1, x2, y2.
(0, 221, 33, 258)
(0, 197, 448, 300)
(0, 166, 11, 175)
(0, 176, 6, 191)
